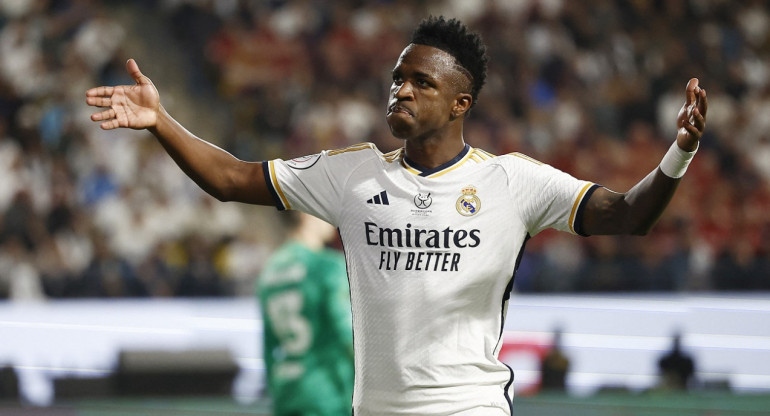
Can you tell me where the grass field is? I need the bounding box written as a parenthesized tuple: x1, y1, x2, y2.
(3, 392, 770, 416)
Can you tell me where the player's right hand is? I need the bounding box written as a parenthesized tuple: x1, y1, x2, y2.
(86, 58, 160, 130)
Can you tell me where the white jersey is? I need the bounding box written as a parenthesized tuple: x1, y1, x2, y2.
(263, 143, 597, 416)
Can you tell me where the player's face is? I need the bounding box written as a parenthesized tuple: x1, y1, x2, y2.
(386, 44, 469, 140)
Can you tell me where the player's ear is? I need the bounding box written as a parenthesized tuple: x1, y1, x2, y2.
(451, 93, 472, 119)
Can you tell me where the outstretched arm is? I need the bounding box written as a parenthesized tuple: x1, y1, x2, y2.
(86, 59, 275, 205)
(581, 78, 708, 236)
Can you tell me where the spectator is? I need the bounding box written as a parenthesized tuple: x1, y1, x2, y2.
(657, 332, 696, 391)
(539, 328, 570, 393)
(0, 1, 768, 297)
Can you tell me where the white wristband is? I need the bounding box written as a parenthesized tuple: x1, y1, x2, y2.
(659, 141, 697, 178)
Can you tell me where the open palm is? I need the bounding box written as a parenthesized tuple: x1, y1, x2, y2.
(86, 59, 159, 130)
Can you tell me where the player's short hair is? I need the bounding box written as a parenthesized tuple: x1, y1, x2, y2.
(410, 16, 488, 108)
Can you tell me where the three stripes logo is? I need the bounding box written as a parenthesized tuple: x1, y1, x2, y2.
(366, 190, 389, 205)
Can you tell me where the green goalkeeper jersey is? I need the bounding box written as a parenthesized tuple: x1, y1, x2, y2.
(257, 241, 353, 416)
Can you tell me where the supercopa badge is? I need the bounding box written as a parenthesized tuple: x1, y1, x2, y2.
(456, 185, 481, 216)
(286, 153, 321, 170)
(414, 192, 432, 209)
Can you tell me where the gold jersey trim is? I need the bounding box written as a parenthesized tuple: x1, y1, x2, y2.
(269, 160, 291, 210)
(509, 152, 544, 165)
(568, 183, 595, 234)
(326, 142, 376, 157)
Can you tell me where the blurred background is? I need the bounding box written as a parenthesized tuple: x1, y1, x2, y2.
(0, 0, 768, 414)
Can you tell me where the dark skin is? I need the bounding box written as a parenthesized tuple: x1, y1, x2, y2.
(86, 44, 707, 236)
(386, 44, 472, 168)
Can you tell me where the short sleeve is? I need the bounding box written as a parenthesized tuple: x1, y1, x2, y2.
(263, 143, 378, 226)
(504, 154, 599, 237)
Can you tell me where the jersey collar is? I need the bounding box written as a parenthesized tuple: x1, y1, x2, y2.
(402, 144, 472, 178)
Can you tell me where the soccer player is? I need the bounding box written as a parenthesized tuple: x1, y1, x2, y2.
(86, 15, 707, 416)
(257, 211, 353, 416)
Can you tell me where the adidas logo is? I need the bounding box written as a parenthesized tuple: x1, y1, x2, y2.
(366, 190, 390, 205)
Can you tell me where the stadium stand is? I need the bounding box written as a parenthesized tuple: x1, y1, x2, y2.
(1, 1, 769, 299)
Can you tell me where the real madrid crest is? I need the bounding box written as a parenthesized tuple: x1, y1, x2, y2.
(456, 185, 481, 216)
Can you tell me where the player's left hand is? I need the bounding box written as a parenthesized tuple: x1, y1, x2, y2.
(676, 78, 707, 152)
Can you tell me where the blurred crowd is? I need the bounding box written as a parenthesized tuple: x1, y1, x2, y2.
(0, 0, 769, 300)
